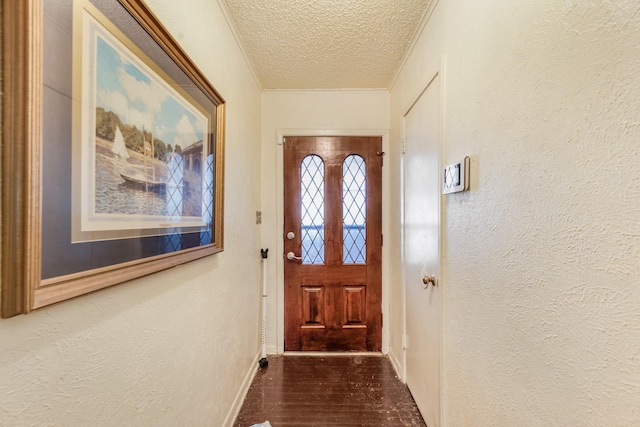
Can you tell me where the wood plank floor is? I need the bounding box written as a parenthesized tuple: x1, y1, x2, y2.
(233, 355, 427, 427)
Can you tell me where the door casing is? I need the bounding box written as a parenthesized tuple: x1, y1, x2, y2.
(401, 60, 445, 427)
(283, 136, 382, 351)
(274, 129, 390, 354)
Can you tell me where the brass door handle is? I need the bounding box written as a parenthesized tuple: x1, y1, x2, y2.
(422, 275, 438, 288)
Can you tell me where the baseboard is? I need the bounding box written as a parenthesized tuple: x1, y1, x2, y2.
(222, 350, 261, 427)
(388, 346, 404, 383)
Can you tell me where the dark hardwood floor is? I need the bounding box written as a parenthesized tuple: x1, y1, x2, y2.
(234, 354, 426, 427)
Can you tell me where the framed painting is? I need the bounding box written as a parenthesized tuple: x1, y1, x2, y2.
(2, 0, 225, 318)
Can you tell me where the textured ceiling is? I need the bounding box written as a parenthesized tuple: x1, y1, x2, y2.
(223, 0, 431, 89)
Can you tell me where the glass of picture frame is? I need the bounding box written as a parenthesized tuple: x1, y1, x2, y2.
(2, 0, 225, 318)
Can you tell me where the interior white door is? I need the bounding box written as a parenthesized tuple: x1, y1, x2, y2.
(403, 72, 442, 427)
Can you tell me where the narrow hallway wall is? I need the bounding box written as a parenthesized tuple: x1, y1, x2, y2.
(260, 90, 390, 354)
(389, 0, 640, 425)
(0, 0, 263, 425)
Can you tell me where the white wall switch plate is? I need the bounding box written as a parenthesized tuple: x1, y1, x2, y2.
(443, 156, 470, 194)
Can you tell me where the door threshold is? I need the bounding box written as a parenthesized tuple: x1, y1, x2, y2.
(282, 351, 385, 357)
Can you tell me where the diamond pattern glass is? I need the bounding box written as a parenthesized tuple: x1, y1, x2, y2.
(301, 155, 325, 264)
(200, 153, 215, 245)
(163, 152, 184, 252)
(343, 155, 366, 264)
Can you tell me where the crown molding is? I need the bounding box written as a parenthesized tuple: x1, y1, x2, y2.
(263, 88, 389, 95)
(389, 0, 440, 91)
(215, 0, 263, 91)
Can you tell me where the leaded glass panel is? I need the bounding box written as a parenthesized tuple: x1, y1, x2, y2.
(301, 155, 325, 264)
(343, 155, 366, 264)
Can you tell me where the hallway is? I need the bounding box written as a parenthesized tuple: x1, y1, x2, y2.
(1, 1, 638, 425)
(234, 355, 426, 426)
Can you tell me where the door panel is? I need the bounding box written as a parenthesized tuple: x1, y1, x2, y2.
(284, 136, 382, 351)
(404, 73, 442, 426)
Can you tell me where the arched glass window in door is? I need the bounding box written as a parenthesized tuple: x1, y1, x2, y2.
(343, 155, 366, 264)
(301, 155, 325, 264)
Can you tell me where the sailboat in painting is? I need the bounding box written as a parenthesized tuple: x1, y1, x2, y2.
(119, 127, 167, 193)
(111, 125, 129, 159)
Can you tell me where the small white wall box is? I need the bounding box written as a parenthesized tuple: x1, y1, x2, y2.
(443, 156, 470, 194)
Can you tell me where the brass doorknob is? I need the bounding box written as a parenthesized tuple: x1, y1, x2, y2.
(422, 275, 438, 288)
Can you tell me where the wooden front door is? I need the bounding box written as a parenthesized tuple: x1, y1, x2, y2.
(283, 136, 382, 351)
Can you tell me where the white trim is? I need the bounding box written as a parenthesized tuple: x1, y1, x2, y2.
(275, 128, 391, 355)
(403, 68, 440, 118)
(400, 56, 446, 427)
(439, 54, 448, 427)
(400, 145, 407, 383)
(389, 0, 441, 91)
(276, 128, 390, 145)
(388, 346, 404, 382)
(222, 350, 261, 427)
(215, 0, 263, 91)
(266, 344, 278, 355)
(264, 88, 389, 95)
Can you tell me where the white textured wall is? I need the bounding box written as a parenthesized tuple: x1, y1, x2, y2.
(390, 0, 640, 425)
(0, 0, 263, 425)
(260, 90, 390, 353)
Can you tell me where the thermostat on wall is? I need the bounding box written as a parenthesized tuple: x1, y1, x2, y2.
(443, 157, 470, 194)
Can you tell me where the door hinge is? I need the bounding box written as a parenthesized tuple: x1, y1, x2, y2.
(381, 234, 383, 247)
(402, 334, 407, 350)
(376, 151, 385, 166)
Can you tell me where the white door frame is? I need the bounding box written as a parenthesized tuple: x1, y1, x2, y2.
(274, 128, 391, 354)
(401, 56, 446, 425)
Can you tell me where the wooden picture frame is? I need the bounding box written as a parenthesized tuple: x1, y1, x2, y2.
(2, 0, 225, 318)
